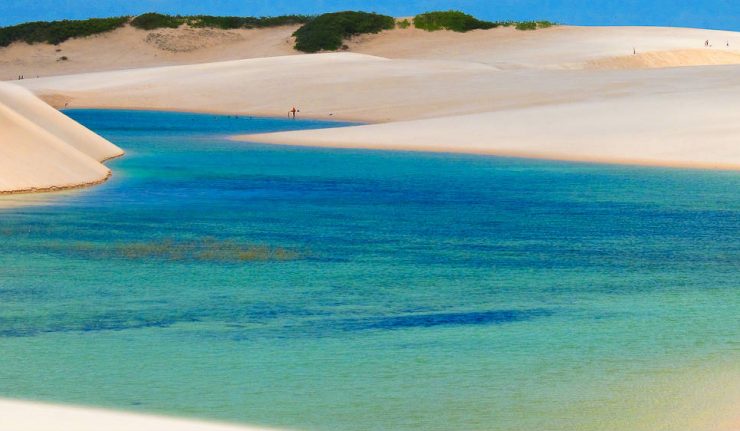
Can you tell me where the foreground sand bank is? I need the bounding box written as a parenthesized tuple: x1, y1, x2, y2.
(0, 399, 279, 431)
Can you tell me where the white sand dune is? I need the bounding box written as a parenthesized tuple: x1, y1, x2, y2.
(240, 92, 740, 169)
(0, 82, 123, 194)
(349, 25, 740, 70)
(0, 399, 279, 431)
(0, 25, 300, 81)
(4, 24, 740, 80)
(586, 48, 740, 69)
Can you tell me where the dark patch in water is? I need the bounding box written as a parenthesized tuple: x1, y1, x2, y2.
(17, 237, 302, 263)
(353, 309, 552, 331)
(0, 313, 201, 338)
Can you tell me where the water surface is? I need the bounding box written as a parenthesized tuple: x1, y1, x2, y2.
(1, 110, 738, 431)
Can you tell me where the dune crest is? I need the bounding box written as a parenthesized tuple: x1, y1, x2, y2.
(0, 82, 123, 194)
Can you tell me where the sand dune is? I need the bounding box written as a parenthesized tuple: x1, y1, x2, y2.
(239, 92, 740, 169)
(0, 25, 300, 81)
(12, 26, 740, 170)
(3, 24, 740, 81)
(587, 48, 740, 69)
(349, 25, 740, 70)
(0, 82, 123, 194)
(20, 49, 740, 123)
(0, 399, 279, 431)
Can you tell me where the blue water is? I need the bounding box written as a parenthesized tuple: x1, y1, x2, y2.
(0, 110, 738, 431)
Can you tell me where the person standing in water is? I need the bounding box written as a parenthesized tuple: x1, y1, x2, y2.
(290, 106, 297, 119)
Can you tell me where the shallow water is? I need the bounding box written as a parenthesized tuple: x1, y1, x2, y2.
(0, 110, 738, 431)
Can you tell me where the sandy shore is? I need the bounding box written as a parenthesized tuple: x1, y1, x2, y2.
(0, 399, 280, 431)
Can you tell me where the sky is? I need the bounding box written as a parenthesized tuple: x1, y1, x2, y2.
(1, 0, 739, 30)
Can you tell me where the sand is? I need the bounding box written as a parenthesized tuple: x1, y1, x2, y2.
(239, 95, 740, 169)
(0, 82, 123, 194)
(0, 398, 280, 431)
(348, 25, 740, 70)
(7, 25, 740, 169)
(0, 24, 300, 81)
(4, 24, 740, 80)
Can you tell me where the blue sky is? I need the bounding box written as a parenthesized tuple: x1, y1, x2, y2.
(1, 0, 739, 30)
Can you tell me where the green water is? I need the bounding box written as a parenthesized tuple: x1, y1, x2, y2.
(0, 110, 738, 431)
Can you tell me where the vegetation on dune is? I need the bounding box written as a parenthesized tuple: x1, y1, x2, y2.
(515, 20, 555, 30)
(293, 11, 395, 53)
(0, 11, 555, 50)
(413, 10, 555, 33)
(0, 17, 128, 47)
(130, 13, 181, 30)
(130, 12, 312, 31)
(413, 10, 501, 32)
(190, 14, 312, 29)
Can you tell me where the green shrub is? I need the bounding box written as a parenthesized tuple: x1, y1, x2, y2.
(187, 15, 312, 30)
(130, 13, 182, 30)
(515, 20, 555, 30)
(0, 17, 128, 47)
(130, 13, 313, 31)
(413, 11, 555, 33)
(293, 11, 395, 53)
(0, 11, 553, 50)
(0, 13, 312, 47)
(413, 10, 499, 32)
(245, 15, 314, 28)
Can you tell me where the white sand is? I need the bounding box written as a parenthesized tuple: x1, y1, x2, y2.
(348, 25, 740, 70)
(9, 25, 740, 169)
(0, 25, 300, 81)
(0, 398, 280, 431)
(0, 82, 123, 194)
(239, 86, 740, 169)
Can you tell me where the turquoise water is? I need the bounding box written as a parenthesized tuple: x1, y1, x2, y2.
(0, 110, 738, 431)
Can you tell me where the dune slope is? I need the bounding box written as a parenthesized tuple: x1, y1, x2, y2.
(0, 24, 300, 81)
(0, 82, 123, 194)
(240, 93, 740, 169)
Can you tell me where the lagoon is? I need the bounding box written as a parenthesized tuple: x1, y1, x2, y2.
(0, 110, 738, 431)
